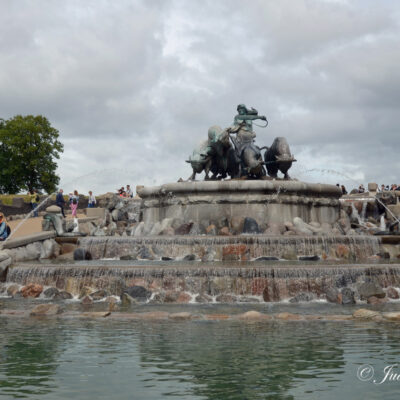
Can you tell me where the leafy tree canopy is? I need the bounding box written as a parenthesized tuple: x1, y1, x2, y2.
(0, 115, 64, 194)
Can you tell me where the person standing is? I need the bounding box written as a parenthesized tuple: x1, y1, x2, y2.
(70, 190, 79, 218)
(0, 213, 8, 241)
(126, 185, 133, 198)
(88, 191, 96, 208)
(56, 189, 66, 218)
(29, 190, 39, 217)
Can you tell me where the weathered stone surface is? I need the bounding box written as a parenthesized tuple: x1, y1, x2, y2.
(73, 248, 92, 261)
(81, 295, 93, 305)
(175, 223, 193, 235)
(358, 281, 385, 300)
(43, 287, 60, 298)
(205, 224, 217, 235)
(195, 294, 212, 303)
(289, 292, 314, 303)
(183, 254, 196, 261)
(325, 287, 341, 303)
(90, 289, 108, 300)
(222, 244, 248, 261)
(219, 227, 231, 236)
(120, 254, 137, 260)
(21, 283, 43, 298)
(46, 205, 62, 213)
(30, 304, 62, 316)
(176, 292, 192, 303)
(353, 309, 381, 320)
(242, 217, 259, 234)
(281, 250, 297, 261)
(215, 294, 237, 303)
(382, 312, 400, 321)
(236, 311, 271, 321)
(367, 296, 388, 305)
(293, 217, 314, 235)
(121, 293, 138, 306)
(168, 312, 192, 320)
(276, 312, 304, 321)
(122, 286, 151, 301)
(341, 288, 355, 304)
(54, 291, 73, 300)
(230, 216, 244, 234)
(7, 284, 20, 296)
(386, 287, 399, 299)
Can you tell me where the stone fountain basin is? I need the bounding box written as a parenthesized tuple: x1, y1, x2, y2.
(138, 180, 342, 228)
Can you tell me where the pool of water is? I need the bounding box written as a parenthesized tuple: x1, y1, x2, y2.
(1, 313, 400, 399)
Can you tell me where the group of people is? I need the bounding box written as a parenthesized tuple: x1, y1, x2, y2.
(117, 185, 133, 198)
(336, 184, 348, 195)
(379, 184, 400, 192)
(55, 189, 96, 218)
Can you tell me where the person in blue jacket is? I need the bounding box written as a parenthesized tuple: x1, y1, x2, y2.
(0, 213, 8, 241)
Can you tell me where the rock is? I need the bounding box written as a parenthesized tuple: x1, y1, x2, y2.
(81, 296, 93, 305)
(54, 291, 73, 300)
(325, 287, 341, 303)
(78, 286, 93, 299)
(215, 294, 237, 303)
(161, 256, 174, 261)
(377, 252, 391, 259)
(195, 294, 212, 303)
(230, 216, 244, 234)
(30, 304, 62, 316)
(236, 311, 271, 320)
(21, 283, 43, 298)
(335, 245, 350, 259)
(161, 227, 175, 236)
(293, 217, 314, 235)
(367, 296, 388, 305)
(358, 281, 385, 300)
(60, 243, 77, 255)
(183, 254, 196, 261)
(90, 289, 108, 300)
(104, 296, 118, 304)
(283, 230, 297, 236)
(7, 284, 20, 296)
(298, 255, 320, 261)
(138, 246, 154, 260)
(281, 250, 297, 261)
(382, 312, 400, 321)
(111, 209, 120, 222)
(121, 293, 138, 306)
(175, 223, 193, 235)
(120, 254, 137, 260)
(25, 243, 42, 260)
(168, 312, 192, 320)
(353, 309, 381, 320)
(189, 222, 204, 235)
(255, 256, 279, 261)
(276, 312, 304, 321)
(40, 239, 60, 259)
(338, 217, 351, 233)
(219, 227, 231, 236)
(386, 287, 399, 299)
(45, 205, 62, 213)
(176, 292, 192, 303)
(80, 312, 111, 318)
(201, 247, 215, 262)
(122, 286, 151, 301)
(43, 287, 60, 298)
(264, 222, 285, 236)
(341, 288, 355, 304)
(242, 217, 259, 234)
(164, 291, 179, 303)
(205, 224, 217, 235)
(222, 244, 248, 261)
(289, 292, 314, 303)
(73, 248, 92, 261)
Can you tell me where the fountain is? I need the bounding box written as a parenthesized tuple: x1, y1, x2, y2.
(1, 104, 400, 307)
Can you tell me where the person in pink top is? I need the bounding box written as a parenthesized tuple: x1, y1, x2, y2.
(70, 190, 79, 217)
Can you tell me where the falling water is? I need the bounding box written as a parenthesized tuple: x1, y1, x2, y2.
(380, 215, 386, 231)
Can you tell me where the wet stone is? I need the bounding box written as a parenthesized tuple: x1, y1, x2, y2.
(242, 217, 260, 234)
(54, 291, 73, 300)
(386, 287, 399, 299)
(255, 256, 279, 261)
(90, 289, 108, 300)
(358, 281, 385, 300)
(298, 255, 320, 261)
(21, 284, 43, 298)
(81, 296, 93, 305)
(30, 304, 62, 316)
(73, 248, 92, 261)
(183, 254, 196, 261)
(122, 286, 151, 301)
(341, 288, 355, 305)
(43, 287, 60, 298)
(120, 254, 137, 260)
(289, 292, 315, 303)
(161, 256, 174, 261)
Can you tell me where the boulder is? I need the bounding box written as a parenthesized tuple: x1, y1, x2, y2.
(325, 287, 341, 304)
(206, 224, 217, 235)
(189, 222, 205, 235)
(90, 289, 108, 300)
(242, 217, 260, 234)
(81, 295, 93, 305)
(358, 281, 385, 300)
(54, 291, 73, 300)
(367, 296, 388, 305)
(7, 284, 20, 296)
(298, 255, 320, 261)
(121, 292, 138, 306)
(292, 217, 314, 235)
(236, 311, 271, 321)
(255, 256, 279, 261)
(43, 287, 60, 298)
(45, 205, 62, 213)
(175, 223, 193, 235)
(168, 312, 192, 320)
(183, 254, 196, 261)
(122, 286, 151, 301)
(276, 312, 304, 321)
(382, 312, 400, 321)
(195, 294, 213, 303)
(30, 304, 62, 316)
(73, 248, 92, 261)
(219, 227, 231, 236)
(201, 247, 215, 262)
(120, 254, 138, 261)
(341, 288, 356, 304)
(215, 294, 237, 303)
(230, 216, 244, 234)
(353, 309, 381, 320)
(289, 292, 314, 303)
(21, 283, 43, 298)
(386, 287, 399, 299)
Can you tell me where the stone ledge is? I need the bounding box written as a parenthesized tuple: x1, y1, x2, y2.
(1, 231, 56, 249)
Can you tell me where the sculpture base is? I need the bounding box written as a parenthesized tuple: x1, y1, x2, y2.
(138, 180, 342, 229)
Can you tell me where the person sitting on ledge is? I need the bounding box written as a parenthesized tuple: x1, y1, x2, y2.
(341, 185, 347, 195)
(0, 213, 8, 241)
(358, 184, 365, 193)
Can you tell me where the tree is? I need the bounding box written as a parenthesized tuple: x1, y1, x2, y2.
(0, 115, 64, 194)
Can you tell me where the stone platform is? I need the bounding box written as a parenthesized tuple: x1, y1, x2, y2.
(138, 180, 342, 229)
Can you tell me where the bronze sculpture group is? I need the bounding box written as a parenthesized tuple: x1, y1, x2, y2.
(186, 104, 296, 181)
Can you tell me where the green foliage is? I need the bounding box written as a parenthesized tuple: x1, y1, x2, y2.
(0, 115, 64, 194)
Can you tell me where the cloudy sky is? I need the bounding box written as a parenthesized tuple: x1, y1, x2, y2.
(1, 0, 399, 194)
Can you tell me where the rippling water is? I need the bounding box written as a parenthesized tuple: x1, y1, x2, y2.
(1, 315, 400, 400)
